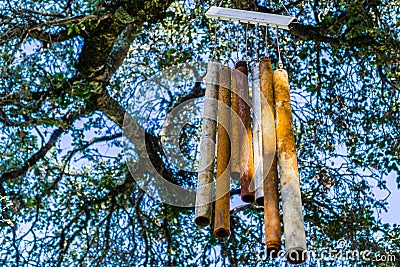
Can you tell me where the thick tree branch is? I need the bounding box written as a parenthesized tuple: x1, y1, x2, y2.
(254, 3, 400, 50)
(288, 23, 340, 44)
(103, 23, 137, 83)
(29, 29, 78, 44)
(76, 0, 174, 82)
(0, 106, 91, 183)
(95, 89, 179, 184)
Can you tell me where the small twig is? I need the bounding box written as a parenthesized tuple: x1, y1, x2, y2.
(14, 8, 66, 18)
(1, 30, 28, 78)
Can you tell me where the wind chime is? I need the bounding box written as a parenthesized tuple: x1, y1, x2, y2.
(195, 6, 307, 265)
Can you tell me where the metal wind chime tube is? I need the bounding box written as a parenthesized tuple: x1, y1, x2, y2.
(251, 62, 264, 206)
(260, 57, 282, 257)
(213, 65, 232, 238)
(195, 6, 308, 263)
(235, 60, 255, 203)
(194, 61, 220, 227)
(274, 65, 307, 263)
(230, 66, 240, 180)
(230, 25, 241, 181)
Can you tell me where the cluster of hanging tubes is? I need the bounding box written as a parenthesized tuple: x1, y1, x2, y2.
(195, 56, 307, 264)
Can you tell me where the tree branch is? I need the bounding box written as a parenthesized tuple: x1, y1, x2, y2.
(29, 29, 78, 44)
(38, 133, 123, 197)
(288, 23, 340, 44)
(0, 106, 91, 183)
(0, 14, 110, 45)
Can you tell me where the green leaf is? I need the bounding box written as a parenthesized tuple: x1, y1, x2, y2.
(67, 26, 74, 35)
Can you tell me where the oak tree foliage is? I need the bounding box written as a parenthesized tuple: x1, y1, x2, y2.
(0, 0, 399, 266)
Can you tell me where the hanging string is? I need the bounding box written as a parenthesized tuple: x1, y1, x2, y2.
(225, 20, 232, 66)
(244, 22, 250, 62)
(264, 25, 269, 57)
(235, 21, 240, 63)
(211, 19, 218, 60)
(276, 26, 283, 69)
(255, 24, 260, 63)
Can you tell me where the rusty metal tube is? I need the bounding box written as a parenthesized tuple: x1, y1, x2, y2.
(230, 67, 240, 180)
(263, 157, 281, 257)
(274, 68, 307, 264)
(213, 65, 231, 238)
(251, 63, 264, 205)
(235, 61, 255, 203)
(195, 61, 219, 227)
(260, 58, 281, 257)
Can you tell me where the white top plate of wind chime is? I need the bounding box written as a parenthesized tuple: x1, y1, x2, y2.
(205, 6, 296, 30)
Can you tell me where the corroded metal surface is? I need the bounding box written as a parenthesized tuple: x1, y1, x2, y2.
(263, 157, 281, 257)
(235, 61, 255, 203)
(195, 61, 219, 227)
(230, 67, 240, 180)
(274, 68, 307, 264)
(214, 65, 231, 238)
(260, 58, 282, 257)
(251, 63, 264, 205)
